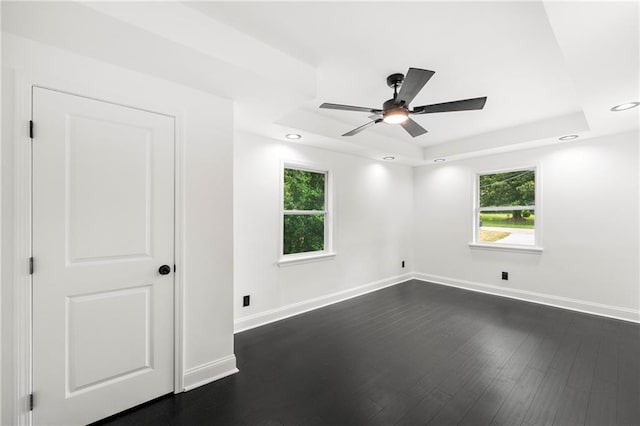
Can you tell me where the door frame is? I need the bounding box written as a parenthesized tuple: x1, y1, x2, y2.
(11, 74, 185, 426)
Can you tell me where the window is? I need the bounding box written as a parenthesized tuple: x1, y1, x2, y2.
(280, 164, 334, 264)
(474, 168, 540, 250)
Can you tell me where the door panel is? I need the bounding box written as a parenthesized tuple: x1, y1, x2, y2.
(32, 87, 175, 425)
(67, 285, 152, 395)
(67, 114, 152, 263)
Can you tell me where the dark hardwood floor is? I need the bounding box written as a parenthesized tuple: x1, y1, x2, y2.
(98, 280, 640, 425)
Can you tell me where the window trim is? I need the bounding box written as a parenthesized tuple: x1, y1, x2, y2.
(470, 165, 543, 253)
(278, 160, 335, 266)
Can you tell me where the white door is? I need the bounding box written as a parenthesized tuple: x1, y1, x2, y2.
(32, 87, 175, 425)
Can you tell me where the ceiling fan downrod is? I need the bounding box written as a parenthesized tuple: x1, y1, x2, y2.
(386, 73, 404, 101)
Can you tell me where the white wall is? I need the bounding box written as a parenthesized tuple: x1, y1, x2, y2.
(1, 34, 236, 423)
(233, 133, 414, 331)
(413, 131, 640, 321)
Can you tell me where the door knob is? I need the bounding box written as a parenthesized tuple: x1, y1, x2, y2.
(158, 265, 171, 275)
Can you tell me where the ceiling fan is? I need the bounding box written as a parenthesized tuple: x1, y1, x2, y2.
(319, 67, 487, 137)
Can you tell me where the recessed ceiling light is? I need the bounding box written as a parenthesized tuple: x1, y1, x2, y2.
(382, 156, 395, 160)
(559, 134, 579, 141)
(285, 133, 302, 140)
(610, 102, 640, 112)
(434, 158, 446, 163)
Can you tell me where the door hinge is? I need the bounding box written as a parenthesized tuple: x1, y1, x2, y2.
(29, 257, 34, 275)
(29, 120, 34, 139)
(29, 393, 34, 411)
(174, 264, 176, 273)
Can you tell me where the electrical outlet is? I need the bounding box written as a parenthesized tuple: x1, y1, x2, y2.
(243, 295, 250, 307)
(402, 260, 405, 268)
(502, 272, 509, 280)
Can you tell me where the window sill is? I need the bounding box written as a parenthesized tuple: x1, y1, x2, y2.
(468, 243, 543, 254)
(277, 252, 336, 267)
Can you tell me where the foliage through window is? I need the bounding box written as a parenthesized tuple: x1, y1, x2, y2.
(282, 167, 329, 256)
(477, 169, 536, 246)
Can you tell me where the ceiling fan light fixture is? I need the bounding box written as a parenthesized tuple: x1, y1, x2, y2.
(383, 108, 409, 124)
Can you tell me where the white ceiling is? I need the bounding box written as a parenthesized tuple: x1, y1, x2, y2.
(189, 1, 581, 144)
(2, 1, 639, 165)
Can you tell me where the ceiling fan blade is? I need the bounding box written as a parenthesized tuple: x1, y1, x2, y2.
(320, 103, 382, 114)
(400, 118, 428, 137)
(413, 97, 487, 114)
(368, 114, 382, 120)
(395, 68, 435, 106)
(342, 119, 383, 136)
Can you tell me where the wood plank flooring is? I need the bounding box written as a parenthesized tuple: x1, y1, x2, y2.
(97, 280, 640, 425)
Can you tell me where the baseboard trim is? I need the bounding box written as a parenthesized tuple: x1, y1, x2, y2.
(182, 355, 239, 392)
(413, 272, 640, 323)
(234, 273, 413, 333)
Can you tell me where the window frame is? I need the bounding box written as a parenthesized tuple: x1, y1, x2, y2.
(470, 166, 543, 253)
(278, 161, 335, 266)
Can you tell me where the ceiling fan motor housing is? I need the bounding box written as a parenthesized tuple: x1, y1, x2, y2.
(382, 98, 409, 123)
(383, 98, 401, 111)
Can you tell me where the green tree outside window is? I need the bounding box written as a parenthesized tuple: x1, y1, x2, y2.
(283, 168, 327, 255)
(478, 169, 536, 244)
